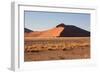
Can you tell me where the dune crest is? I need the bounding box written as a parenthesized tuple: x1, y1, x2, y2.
(25, 27, 64, 37)
(39, 27, 64, 37)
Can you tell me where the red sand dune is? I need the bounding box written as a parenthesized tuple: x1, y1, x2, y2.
(25, 27, 64, 37)
(24, 23, 90, 37)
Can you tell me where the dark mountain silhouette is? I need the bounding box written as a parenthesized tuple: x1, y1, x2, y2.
(56, 23, 90, 37)
(24, 28, 33, 33)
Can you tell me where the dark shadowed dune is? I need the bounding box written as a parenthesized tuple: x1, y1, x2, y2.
(56, 23, 90, 37)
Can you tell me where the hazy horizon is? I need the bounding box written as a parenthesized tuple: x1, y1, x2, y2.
(24, 11, 90, 31)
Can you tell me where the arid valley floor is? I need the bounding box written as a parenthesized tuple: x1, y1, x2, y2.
(24, 37, 90, 61)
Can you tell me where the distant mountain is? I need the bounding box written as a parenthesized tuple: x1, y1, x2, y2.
(56, 23, 90, 37)
(24, 23, 90, 37)
(24, 28, 33, 33)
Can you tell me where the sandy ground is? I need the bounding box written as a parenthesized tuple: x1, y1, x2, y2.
(24, 44, 90, 61)
(24, 37, 90, 61)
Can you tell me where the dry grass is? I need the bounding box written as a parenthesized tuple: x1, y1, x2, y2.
(24, 37, 90, 61)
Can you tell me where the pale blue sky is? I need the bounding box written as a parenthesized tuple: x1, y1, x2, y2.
(24, 11, 90, 31)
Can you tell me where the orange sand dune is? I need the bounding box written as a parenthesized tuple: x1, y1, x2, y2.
(25, 27, 64, 37)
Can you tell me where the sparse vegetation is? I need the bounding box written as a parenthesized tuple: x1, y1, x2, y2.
(24, 37, 90, 61)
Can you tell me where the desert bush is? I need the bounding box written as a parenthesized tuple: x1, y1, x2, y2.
(24, 37, 90, 51)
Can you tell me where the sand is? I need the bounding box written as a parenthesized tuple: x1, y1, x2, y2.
(24, 37, 90, 61)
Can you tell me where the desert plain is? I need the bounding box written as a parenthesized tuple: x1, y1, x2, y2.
(24, 37, 90, 61)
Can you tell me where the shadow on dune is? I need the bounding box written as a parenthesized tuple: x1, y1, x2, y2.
(56, 23, 90, 37)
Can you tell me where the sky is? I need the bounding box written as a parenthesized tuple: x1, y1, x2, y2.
(24, 11, 90, 31)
